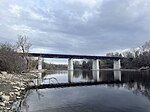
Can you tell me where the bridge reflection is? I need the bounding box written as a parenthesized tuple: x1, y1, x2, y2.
(29, 70, 150, 91)
(25, 70, 150, 108)
(32, 70, 124, 89)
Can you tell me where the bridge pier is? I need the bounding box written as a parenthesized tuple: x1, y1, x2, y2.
(38, 57, 43, 70)
(113, 59, 121, 70)
(68, 58, 73, 70)
(92, 59, 99, 70)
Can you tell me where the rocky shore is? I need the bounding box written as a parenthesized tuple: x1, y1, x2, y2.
(0, 71, 37, 112)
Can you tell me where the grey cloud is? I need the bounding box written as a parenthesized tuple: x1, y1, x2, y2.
(0, 0, 150, 56)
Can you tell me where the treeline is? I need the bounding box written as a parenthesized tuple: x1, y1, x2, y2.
(30, 60, 67, 70)
(43, 62, 67, 70)
(74, 60, 93, 69)
(74, 41, 150, 69)
(106, 41, 150, 69)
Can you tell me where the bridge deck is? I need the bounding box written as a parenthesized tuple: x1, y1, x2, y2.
(24, 53, 123, 60)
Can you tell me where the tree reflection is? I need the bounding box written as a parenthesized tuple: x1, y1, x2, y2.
(31, 70, 150, 103)
(72, 70, 150, 102)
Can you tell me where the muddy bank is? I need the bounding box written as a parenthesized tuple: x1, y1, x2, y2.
(0, 71, 38, 112)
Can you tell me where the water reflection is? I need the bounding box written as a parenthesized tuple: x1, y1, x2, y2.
(24, 70, 150, 112)
(34, 70, 150, 100)
(35, 73, 42, 85)
(68, 70, 73, 83)
(92, 70, 100, 82)
(114, 70, 121, 81)
(34, 70, 150, 85)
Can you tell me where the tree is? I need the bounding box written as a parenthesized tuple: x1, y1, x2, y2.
(16, 35, 32, 70)
(141, 41, 150, 52)
(0, 43, 26, 73)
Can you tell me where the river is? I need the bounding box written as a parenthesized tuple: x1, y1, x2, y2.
(21, 70, 150, 112)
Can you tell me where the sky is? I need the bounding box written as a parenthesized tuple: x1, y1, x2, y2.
(1, 0, 150, 63)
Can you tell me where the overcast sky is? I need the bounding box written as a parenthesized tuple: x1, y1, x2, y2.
(1, 0, 150, 59)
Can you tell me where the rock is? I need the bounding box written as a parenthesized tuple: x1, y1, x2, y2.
(14, 92, 20, 96)
(9, 100, 13, 104)
(14, 89, 19, 92)
(9, 92, 15, 97)
(13, 86, 20, 90)
(23, 79, 29, 82)
(20, 87, 25, 90)
(1, 71, 7, 76)
(3, 100, 9, 105)
(0, 92, 3, 95)
(10, 82, 16, 85)
(16, 96, 21, 99)
(19, 82, 25, 87)
(0, 102, 5, 106)
(1, 95, 10, 102)
(6, 107, 10, 110)
(0, 74, 2, 77)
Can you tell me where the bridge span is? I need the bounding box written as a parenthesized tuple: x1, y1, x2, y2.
(21, 53, 124, 70)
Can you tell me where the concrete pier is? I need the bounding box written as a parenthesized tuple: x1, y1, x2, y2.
(38, 57, 43, 70)
(92, 59, 99, 70)
(113, 59, 121, 70)
(68, 58, 73, 70)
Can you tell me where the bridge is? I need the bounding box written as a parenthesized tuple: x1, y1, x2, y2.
(23, 53, 124, 70)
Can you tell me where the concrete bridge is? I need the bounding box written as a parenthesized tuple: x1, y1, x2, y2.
(25, 53, 123, 70)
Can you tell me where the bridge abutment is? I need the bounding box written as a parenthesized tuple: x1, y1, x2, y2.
(92, 59, 99, 70)
(68, 58, 73, 70)
(113, 59, 121, 70)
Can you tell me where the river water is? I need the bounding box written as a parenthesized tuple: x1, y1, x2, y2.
(21, 70, 150, 112)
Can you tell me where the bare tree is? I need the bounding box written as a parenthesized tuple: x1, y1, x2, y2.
(141, 41, 150, 52)
(16, 35, 32, 70)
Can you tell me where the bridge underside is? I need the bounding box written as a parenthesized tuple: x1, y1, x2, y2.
(27, 53, 122, 60)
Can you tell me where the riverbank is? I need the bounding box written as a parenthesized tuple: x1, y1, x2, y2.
(0, 71, 38, 112)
